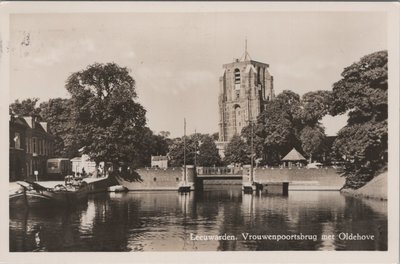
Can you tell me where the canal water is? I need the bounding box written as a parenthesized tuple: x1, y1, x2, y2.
(9, 186, 387, 251)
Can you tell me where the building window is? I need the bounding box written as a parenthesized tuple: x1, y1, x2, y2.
(32, 137, 37, 154)
(234, 69, 240, 90)
(153, 177, 157, 182)
(39, 139, 42, 155)
(14, 132, 21, 149)
(26, 137, 30, 153)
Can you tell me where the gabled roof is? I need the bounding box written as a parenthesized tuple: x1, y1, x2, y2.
(282, 148, 306, 161)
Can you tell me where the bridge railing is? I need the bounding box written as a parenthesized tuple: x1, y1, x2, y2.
(197, 166, 243, 175)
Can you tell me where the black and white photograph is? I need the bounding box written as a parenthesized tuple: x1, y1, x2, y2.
(1, 2, 399, 263)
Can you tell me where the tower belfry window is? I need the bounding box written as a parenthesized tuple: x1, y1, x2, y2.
(234, 69, 240, 90)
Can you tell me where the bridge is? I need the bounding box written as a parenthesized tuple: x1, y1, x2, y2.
(196, 167, 243, 180)
(194, 166, 288, 195)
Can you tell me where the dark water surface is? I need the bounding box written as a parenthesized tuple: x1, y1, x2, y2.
(9, 187, 387, 251)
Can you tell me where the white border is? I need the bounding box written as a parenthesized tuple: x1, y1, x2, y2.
(0, 2, 398, 264)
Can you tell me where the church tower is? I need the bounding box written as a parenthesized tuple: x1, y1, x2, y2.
(216, 45, 275, 156)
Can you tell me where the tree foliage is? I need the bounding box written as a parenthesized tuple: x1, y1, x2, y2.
(168, 133, 220, 167)
(299, 125, 325, 162)
(9, 97, 79, 158)
(244, 90, 302, 165)
(197, 136, 221, 167)
(224, 135, 251, 165)
(330, 50, 388, 188)
(330, 50, 387, 122)
(66, 62, 147, 166)
(39, 98, 79, 158)
(132, 127, 170, 168)
(300, 91, 332, 125)
(9, 98, 41, 117)
(241, 89, 331, 166)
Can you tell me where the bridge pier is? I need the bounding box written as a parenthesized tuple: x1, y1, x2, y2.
(242, 165, 259, 193)
(178, 165, 195, 193)
(262, 182, 289, 196)
(195, 176, 204, 192)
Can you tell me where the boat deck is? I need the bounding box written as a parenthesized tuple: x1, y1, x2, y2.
(9, 177, 109, 194)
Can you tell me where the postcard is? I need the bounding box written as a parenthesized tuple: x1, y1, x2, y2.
(1, 2, 399, 263)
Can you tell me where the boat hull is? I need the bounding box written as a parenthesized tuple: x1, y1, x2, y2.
(10, 191, 55, 208)
(9, 184, 89, 208)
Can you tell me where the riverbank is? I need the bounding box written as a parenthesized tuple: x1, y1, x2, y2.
(341, 171, 387, 200)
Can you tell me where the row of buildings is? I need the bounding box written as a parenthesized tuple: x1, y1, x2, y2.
(9, 115, 55, 181)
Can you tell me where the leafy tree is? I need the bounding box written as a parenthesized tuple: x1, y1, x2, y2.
(168, 136, 196, 167)
(300, 91, 332, 125)
(129, 127, 170, 168)
(65, 62, 147, 170)
(252, 92, 302, 165)
(197, 136, 221, 166)
(158, 131, 171, 138)
(9, 98, 41, 117)
(167, 133, 220, 167)
(224, 135, 250, 165)
(241, 123, 264, 163)
(9, 97, 80, 158)
(211, 132, 219, 141)
(299, 125, 325, 163)
(330, 50, 387, 123)
(241, 89, 331, 166)
(330, 50, 388, 188)
(39, 98, 79, 158)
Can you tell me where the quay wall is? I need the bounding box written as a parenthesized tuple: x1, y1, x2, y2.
(245, 168, 345, 187)
(116, 167, 345, 190)
(116, 168, 184, 190)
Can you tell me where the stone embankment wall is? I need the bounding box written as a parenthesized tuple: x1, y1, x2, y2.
(117, 167, 345, 190)
(341, 171, 387, 200)
(246, 167, 345, 186)
(117, 168, 184, 190)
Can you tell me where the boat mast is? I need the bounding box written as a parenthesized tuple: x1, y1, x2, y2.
(184, 118, 187, 184)
(194, 128, 197, 168)
(250, 119, 254, 182)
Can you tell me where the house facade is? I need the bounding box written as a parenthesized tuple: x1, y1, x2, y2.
(9, 115, 55, 181)
(151, 156, 168, 169)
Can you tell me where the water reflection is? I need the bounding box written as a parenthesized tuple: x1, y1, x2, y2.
(10, 187, 387, 251)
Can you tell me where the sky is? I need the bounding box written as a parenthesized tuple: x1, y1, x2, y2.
(8, 12, 387, 137)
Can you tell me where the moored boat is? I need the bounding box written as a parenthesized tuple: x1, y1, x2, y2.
(9, 181, 89, 208)
(10, 182, 54, 208)
(107, 185, 128, 193)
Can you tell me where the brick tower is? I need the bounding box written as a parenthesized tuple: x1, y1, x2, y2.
(216, 45, 275, 157)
